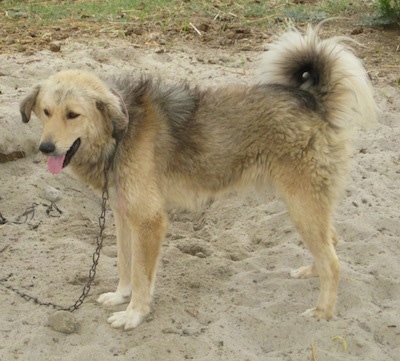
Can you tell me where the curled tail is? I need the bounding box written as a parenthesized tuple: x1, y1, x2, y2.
(257, 23, 377, 129)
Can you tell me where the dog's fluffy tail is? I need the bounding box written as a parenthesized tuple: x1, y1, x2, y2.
(257, 24, 377, 129)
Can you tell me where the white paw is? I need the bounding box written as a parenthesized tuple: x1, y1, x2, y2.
(107, 309, 147, 330)
(301, 307, 333, 320)
(290, 264, 318, 279)
(97, 292, 129, 306)
(301, 307, 317, 317)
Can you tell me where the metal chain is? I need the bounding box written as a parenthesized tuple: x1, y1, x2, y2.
(0, 166, 109, 312)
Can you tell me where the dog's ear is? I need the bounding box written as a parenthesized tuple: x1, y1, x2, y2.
(96, 96, 129, 142)
(20, 86, 40, 123)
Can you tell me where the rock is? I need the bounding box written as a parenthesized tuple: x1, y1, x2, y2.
(48, 311, 79, 334)
(49, 42, 61, 52)
(351, 27, 364, 35)
(162, 327, 180, 334)
(124, 26, 143, 36)
(0, 151, 25, 163)
(176, 242, 212, 257)
(102, 245, 117, 258)
(40, 186, 62, 203)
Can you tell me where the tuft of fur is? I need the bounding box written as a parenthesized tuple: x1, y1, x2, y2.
(257, 24, 377, 129)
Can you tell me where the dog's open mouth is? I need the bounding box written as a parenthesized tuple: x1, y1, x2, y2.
(47, 138, 81, 174)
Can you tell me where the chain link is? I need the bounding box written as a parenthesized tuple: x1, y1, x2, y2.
(0, 165, 110, 312)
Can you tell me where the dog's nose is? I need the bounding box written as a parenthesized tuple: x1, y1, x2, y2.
(39, 142, 56, 154)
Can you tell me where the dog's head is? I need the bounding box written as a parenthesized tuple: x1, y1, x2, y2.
(20, 69, 128, 174)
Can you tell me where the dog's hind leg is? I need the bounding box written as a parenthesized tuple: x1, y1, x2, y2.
(284, 195, 340, 320)
(97, 210, 132, 306)
(107, 211, 168, 330)
(290, 225, 339, 279)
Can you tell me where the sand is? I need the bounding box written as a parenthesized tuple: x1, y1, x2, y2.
(0, 35, 399, 361)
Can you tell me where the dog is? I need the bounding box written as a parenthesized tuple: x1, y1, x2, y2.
(20, 24, 376, 330)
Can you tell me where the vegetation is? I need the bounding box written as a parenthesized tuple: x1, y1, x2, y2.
(0, 0, 374, 27)
(0, 0, 396, 53)
(375, 0, 400, 25)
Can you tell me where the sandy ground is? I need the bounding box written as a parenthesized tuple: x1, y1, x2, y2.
(0, 33, 399, 361)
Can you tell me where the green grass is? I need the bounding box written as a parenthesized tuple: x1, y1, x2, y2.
(0, 0, 373, 26)
(1, 0, 170, 23)
(374, 0, 400, 25)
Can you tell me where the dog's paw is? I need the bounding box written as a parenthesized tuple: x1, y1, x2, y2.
(97, 292, 129, 306)
(290, 264, 318, 279)
(301, 307, 333, 320)
(107, 309, 147, 330)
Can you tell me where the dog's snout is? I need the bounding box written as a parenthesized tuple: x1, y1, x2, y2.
(39, 142, 56, 154)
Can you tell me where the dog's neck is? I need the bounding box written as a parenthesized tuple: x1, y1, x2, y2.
(72, 89, 129, 196)
(109, 89, 128, 181)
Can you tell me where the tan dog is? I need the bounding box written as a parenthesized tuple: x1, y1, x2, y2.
(20, 24, 376, 330)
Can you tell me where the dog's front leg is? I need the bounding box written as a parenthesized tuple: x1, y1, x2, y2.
(107, 211, 168, 330)
(97, 210, 132, 306)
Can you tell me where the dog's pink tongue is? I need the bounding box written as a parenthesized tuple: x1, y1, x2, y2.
(47, 155, 65, 174)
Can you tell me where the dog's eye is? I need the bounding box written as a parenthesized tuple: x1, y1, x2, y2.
(44, 109, 50, 117)
(67, 111, 80, 120)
